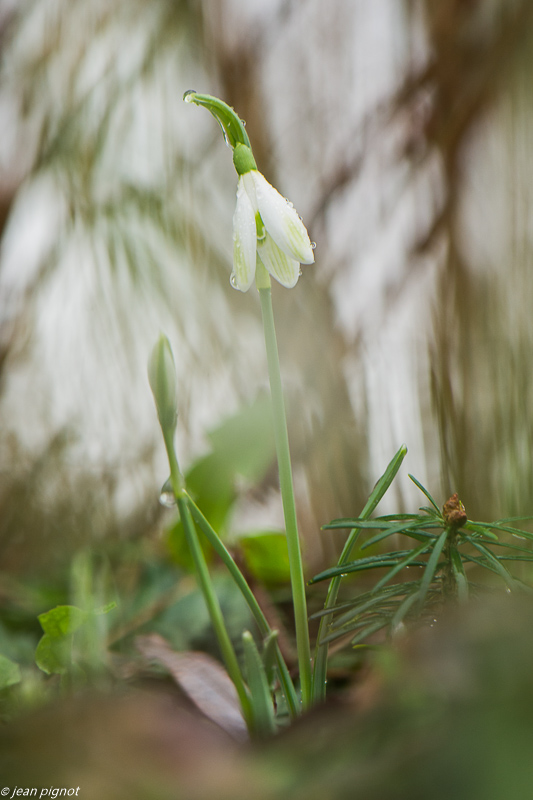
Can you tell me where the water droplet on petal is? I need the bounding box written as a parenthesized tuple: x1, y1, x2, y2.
(183, 90, 196, 103)
(298, 267, 303, 277)
(230, 272, 239, 289)
(159, 477, 177, 507)
(311, 241, 316, 250)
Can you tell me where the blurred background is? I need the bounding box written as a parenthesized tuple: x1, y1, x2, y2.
(1, 0, 533, 583)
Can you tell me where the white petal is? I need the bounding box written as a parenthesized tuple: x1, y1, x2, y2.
(252, 171, 315, 265)
(257, 232, 300, 289)
(232, 176, 257, 292)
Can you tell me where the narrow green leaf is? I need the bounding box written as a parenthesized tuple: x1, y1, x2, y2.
(309, 581, 420, 620)
(351, 619, 390, 646)
(475, 538, 533, 555)
(320, 613, 386, 645)
(391, 590, 422, 629)
(450, 546, 469, 603)
(242, 631, 277, 737)
(361, 521, 439, 550)
(95, 601, 117, 615)
(408, 474, 441, 513)
(419, 506, 441, 517)
(371, 541, 432, 594)
(324, 519, 414, 531)
(312, 444, 407, 703)
(465, 522, 499, 541)
(261, 630, 280, 688)
(416, 530, 448, 611)
(363, 445, 409, 517)
(466, 538, 518, 589)
(484, 523, 533, 541)
(368, 514, 422, 522)
(309, 551, 422, 584)
(493, 555, 533, 562)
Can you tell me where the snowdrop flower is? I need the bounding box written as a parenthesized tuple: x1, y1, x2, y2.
(231, 144, 315, 292)
(184, 91, 315, 292)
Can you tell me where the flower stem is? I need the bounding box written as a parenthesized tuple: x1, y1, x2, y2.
(185, 492, 300, 718)
(163, 431, 252, 728)
(258, 279, 312, 710)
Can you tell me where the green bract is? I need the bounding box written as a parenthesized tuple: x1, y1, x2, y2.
(184, 90, 315, 292)
(183, 91, 251, 150)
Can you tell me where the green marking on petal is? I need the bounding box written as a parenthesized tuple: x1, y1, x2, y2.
(258, 234, 300, 289)
(255, 212, 266, 241)
(252, 171, 314, 264)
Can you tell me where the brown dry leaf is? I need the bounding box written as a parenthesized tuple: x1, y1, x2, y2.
(136, 633, 248, 741)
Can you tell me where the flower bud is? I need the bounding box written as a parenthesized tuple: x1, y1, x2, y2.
(442, 493, 467, 529)
(148, 334, 177, 437)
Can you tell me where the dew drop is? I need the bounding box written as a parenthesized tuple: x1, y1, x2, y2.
(230, 272, 239, 289)
(183, 89, 196, 103)
(298, 267, 303, 277)
(159, 477, 177, 508)
(311, 241, 316, 250)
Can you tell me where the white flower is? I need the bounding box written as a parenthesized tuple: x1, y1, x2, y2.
(232, 170, 315, 292)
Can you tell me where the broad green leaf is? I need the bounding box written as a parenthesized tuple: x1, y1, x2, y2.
(239, 531, 290, 584)
(206, 393, 275, 483)
(0, 654, 21, 688)
(38, 605, 89, 638)
(35, 633, 71, 675)
(169, 395, 275, 570)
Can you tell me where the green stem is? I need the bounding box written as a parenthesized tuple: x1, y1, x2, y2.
(185, 492, 300, 718)
(442, 527, 458, 598)
(258, 281, 312, 710)
(163, 432, 252, 728)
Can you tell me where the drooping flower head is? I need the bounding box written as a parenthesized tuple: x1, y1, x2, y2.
(184, 91, 314, 292)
